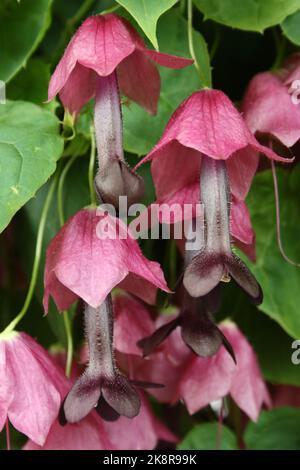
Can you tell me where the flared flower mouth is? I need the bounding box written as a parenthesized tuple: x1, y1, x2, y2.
(182, 155, 263, 304)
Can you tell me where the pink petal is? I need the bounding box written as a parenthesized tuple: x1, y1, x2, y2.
(137, 89, 293, 172)
(222, 324, 271, 421)
(113, 294, 154, 355)
(227, 147, 259, 200)
(141, 48, 193, 69)
(230, 197, 254, 245)
(44, 208, 169, 311)
(179, 345, 236, 415)
(0, 341, 10, 431)
(242, 71, 300, 148)
(24, 413, 114, 450)
(59, 63, 96, 115)
(117, 50, 160, 115)
(102, 395, 168, 450)
(48, 15, 136, 101)
(5, 333, 61, 445)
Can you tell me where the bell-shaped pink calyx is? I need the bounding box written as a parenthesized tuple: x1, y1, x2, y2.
(0, 331, 62, 445)
(43, 208, 170, 312)
(48, 14, 193, 115)
(242, 71, 300, 148)
(136, 89, 292, 201)
(179, 322, 271, 421)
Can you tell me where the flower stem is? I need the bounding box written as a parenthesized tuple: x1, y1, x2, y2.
(187, 0, 207, 86)
(88, 126, 97, 207)
(2, 176, 57, 335)
(57, 155, 79, 227)
(63, 310, 74, 378)
(271, 160, 300, 267)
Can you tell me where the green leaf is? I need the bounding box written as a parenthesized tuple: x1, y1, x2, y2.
(7, 58, 50, 104)
(0, 0, 52, 82)
(178, 423, 238, 450)
(123, 9, 211, 156)
(0, 100, 63, 233)
(281, 10, 300, 45)
(193, 0, 300, 32)
(246, 168, 300, 339)
(245, 408, 300, 450)
(116, 0, 178, 49)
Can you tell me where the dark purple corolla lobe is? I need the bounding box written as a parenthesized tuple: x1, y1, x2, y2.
(183, 156, 262, 304)
(62, 298, 141, 424)
(138, 289, 235, 362)
(94, 72, 144, 208)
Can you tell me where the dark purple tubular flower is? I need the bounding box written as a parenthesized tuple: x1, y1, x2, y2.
(183, 156, 263, 304)
(62, 297, 141, 423)
(138, 287, 235, 361)
(93, 72, 144, 208)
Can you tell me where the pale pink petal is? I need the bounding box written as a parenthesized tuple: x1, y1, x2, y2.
(243, 71, 300, 148)
(234, 237, 257, 262)
(117, 50, 160, 115)
(5, 333, 61, 445)
(179, 347, 236, 415)
(48, 15, 136, 101)
(230, 197, 254, 245)
(44, 209, 169, 311)
(223, 324, 271, 421)
(137, 89, 293, 171)
(0, 341, 10, 431)
(227, 147, 259, 200)
(24, 413, 114, 450)
(113, 294, 154, 355)
(59, 63, 96, 115)
(102, 395, 167, 450)
(141, 48, 193, 69)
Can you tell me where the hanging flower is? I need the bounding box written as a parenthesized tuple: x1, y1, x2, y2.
(0, 331, 62, 445)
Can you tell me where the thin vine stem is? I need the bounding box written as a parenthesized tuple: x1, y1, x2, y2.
(57, 155, 79, 226)
(187, 0, 207, 86)
(2, 176, 58, 335)
(63, 310, 74, 378)
(271, 159, 300, 267)
(88, 126, 97, 207)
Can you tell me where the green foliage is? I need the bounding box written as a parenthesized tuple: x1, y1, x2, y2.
(0, 101, 63, 233)
(281, 10, 300, 45)
(0, 0, 52, 82)
(245, 408, 300, 450)
(194, 0, 300, 32)
(246, 168, 300, 339)
(178, 423, 238, 450)
(116, 0, 178, 49)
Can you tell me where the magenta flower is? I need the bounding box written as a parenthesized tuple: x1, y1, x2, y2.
(0, 331, 62, 445)
(136, 89, 292, 302)
(179, 322, 271, 421)
(24, 358, 175, 450)
(242, 70, 300, 148)
(48, 14, 192, 208)
(44, 208, 170, 312)
(48, 14, 192, 116)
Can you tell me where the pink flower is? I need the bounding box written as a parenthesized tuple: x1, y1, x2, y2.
(242, 70, 300, 148)
(24, 357, 176, 450)
(136, 90, 292, 301)
(0, 331, 62, 445)
(48, 14, 192, 115)
(179, 322, 271, 421)
(136, 89, 290, 200)
(44, 207, 170, 312)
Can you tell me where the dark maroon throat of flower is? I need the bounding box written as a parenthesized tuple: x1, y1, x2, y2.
(93, 72, 144, 209)
(60, 298, 141, 424)
(138, 287, 235, 363)
(183, 156, 263, 305)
